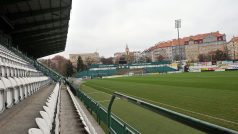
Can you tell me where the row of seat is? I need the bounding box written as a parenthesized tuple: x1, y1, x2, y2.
(0, 76, 51, 113)
(67, 86, 95, 134)
(0, 44, 42, 77)
(0, 45, 33, 69)
(0, 44, 29, 65)
(28, 83, 60, 134)
(0, 43, 52, 113)
(0, 60, 42, 78)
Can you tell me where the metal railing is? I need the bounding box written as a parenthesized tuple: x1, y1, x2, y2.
(108, 92, 238, 134)
(33, 61, 62, 81)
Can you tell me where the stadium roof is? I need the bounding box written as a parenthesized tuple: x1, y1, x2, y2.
(0, 0, 72, 58)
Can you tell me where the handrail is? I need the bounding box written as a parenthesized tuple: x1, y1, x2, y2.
(108, 92, 238, 134)
(35, 61, 62, 81)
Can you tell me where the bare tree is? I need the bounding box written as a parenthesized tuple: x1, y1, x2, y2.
(145, 56, 152, 62)
(214, 50, 229, 61)
(101, 57, 114, 64)
(174, 55, 180, 61)
(156, 55, 165, 61)
(85, 56, 96, 66)
(39, 55, 70, 76)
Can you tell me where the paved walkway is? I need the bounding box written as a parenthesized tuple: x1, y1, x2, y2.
(59, 85, 87, 134)
(0, 84, 55, 134)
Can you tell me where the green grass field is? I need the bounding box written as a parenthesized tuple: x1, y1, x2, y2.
(78, 71, 238, 133)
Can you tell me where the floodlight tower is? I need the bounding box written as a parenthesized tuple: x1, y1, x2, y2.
(175, 19, 182, 67)
(233, 41, 236, 60)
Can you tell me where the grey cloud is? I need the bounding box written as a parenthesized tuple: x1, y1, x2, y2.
(42, 0, 238, 59)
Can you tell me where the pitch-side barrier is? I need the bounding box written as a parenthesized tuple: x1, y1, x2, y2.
(108, 92, 238, 134)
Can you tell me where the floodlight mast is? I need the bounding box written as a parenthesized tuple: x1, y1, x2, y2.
(175, 19, 182, 68)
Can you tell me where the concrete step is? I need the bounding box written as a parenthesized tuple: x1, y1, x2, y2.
(59, 86, 87, 134)
(0, 84, 55, 134)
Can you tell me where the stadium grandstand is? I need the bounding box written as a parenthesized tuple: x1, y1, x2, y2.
(77, 61, 177, 78)
(0, 0, 101, 134)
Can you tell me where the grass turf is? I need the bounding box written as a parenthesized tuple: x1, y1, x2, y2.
(79, 71, 238, 133)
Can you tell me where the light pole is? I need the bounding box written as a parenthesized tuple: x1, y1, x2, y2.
(233, 41, 236, 61)
(175, 19, 182, 68)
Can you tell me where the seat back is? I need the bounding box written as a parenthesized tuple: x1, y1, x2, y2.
(35, 118, 50, 134)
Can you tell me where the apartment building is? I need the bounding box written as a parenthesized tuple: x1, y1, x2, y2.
(147, 31, 226, 62)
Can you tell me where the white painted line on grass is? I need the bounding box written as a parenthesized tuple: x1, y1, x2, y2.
(97, 98, 120, 103)
(129, 94, 238, 126)
(84, 84, 238, 126)
(84, 85, 113, 96)
(86, 92, 103, 95)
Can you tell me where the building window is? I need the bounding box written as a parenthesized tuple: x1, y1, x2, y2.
(217, 37, 223, 41)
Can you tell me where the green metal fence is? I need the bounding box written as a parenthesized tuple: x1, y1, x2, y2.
(108, 92, 238, 134)
(66, 82, 140, 134)
(34, 60, 62, 81)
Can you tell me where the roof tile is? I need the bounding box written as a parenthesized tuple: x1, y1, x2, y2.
(148, 31, 224, 51)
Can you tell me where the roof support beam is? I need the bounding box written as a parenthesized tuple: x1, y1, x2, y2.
(26, 40, 65, 48)
(14, 16, 69, 31)
(33, 49, 64, 58)
(32, 43, 64, 50)
(14, 31, 66, 42)
(30, 47, 64, 58)
(12, 24, 68, 36)
(0, 16, 14, 29)
(23, 36, 66, 46)
(29, 44, 64, 53)
(25, 43, 65, 53)
(27, 43, 64, 53)
(20, 35, 66, 44)
(0, 0, 31, 5)
(7, 6, 70, 21)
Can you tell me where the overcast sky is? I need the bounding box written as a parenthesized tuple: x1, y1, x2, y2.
(42, 0, 238, 59)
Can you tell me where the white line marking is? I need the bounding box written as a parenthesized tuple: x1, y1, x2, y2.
(134, 96, 238, 126)
(84, 84, 238, 126)
(97, 98, 120, 103)
(83, 85, 112, 96)
(86, 92, 102, 95)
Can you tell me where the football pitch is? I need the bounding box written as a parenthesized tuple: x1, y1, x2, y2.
(78, 71, 238, 133)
